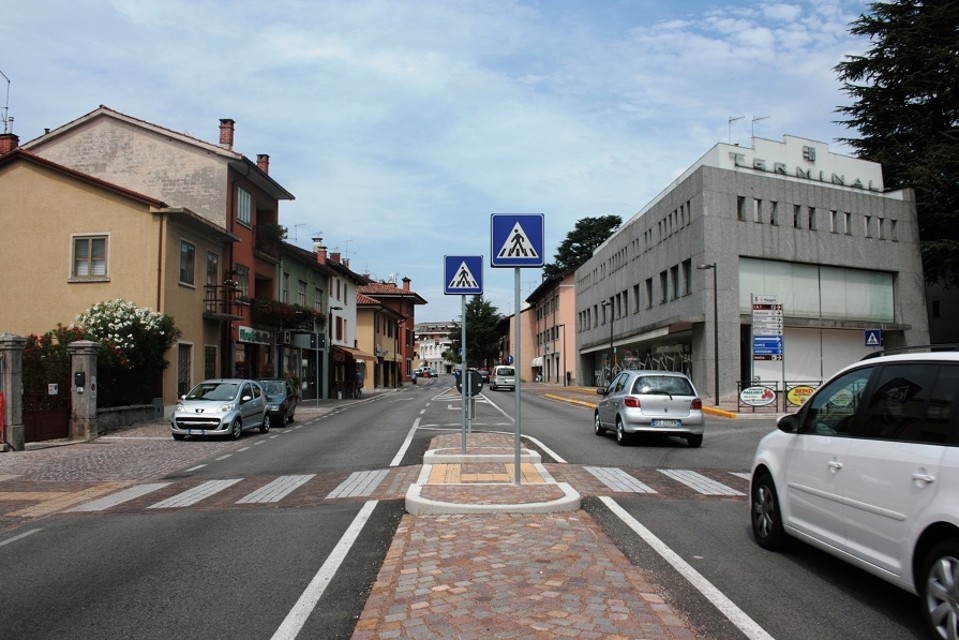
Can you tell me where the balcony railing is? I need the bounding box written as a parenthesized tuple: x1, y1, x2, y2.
(203, 284, 244, 320)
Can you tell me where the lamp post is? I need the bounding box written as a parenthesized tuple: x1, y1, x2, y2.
(600, 299, 614, 385)
(697, 263, 719, 405)
(557, 323, 567, 386)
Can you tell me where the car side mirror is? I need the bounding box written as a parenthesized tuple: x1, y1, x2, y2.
(596, 387, 608, 396)
(777, 414, 800, 434)
(241, 394, 253, 404)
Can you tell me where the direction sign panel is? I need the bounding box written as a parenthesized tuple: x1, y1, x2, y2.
(490, 213, 544, 268)
(444, 255, 483, 295)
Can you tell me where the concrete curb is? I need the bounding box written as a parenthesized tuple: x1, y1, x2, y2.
(423, 448, 541, 464)
(404, 482, 581, 515)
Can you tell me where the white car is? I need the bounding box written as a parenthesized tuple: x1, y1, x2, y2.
(749, 348, 959, 639)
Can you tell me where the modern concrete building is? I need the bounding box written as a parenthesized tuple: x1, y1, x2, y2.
(575, 135, 929, 404)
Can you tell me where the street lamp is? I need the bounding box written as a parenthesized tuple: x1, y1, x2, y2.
(697, 263, 719, 405)
(600, 299, 614, 385)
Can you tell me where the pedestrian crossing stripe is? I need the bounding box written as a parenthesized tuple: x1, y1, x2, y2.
(447, 261, 479, 291)
(496, 222, 540, 260)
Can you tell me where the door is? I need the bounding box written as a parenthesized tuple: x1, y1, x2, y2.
(598, 372, 628, 428)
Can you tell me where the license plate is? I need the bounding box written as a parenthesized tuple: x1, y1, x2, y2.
(651, 419, 680, 428)
(188, 429, 204, 435)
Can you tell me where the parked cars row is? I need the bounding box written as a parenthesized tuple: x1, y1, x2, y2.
(170, 378, 298, 440)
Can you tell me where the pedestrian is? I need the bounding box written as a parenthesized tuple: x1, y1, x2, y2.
(354, 370, 364, 398)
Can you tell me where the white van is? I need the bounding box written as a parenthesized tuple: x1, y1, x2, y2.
(489, 365, 516, 391)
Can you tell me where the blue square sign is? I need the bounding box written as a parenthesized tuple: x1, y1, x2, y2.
(444, 255, 483, 295)
(865, 329, 883, 347)
(491, 213, 544, 268)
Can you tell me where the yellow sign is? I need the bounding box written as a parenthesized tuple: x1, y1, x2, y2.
(786, 385, 816, 406)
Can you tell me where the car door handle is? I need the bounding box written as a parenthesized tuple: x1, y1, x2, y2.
(912, 472, 936, 483)
(828, 460, 843, 471)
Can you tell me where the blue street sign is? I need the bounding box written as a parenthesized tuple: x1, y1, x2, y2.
(490, 213, 544, 268)
(865, 328, 883, 347)
(444, 255, 483, 295)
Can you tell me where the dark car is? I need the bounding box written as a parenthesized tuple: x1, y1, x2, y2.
(478, 368, 491, 383)
(257, 378, 298, 425)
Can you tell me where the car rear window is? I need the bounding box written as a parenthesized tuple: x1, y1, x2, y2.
(496, 368, 515, 376)
(631, 375, 693, 396)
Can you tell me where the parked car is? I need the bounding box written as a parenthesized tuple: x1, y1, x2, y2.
(170, 379, 270, 440)
(749, 347, 959, 639)
(594, 370, 704, 447)
(478, 368, 491, 383)
(258, 378, 298, 425)
(489, 365, 516, 391)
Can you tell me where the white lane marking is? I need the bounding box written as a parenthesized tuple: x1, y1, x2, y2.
(600, 497, 775, 640)
(480, 398, 568, 464)
(325, 470, 389, 499)
(585, 467, 657, 493)
(68, 483, 171, 512)
(147, 479, 242, 509)
(389, 418, 420, 467)
(732, 472, 752, 481)
(0, 528, 42, 547)
(215, 454, 233, 461)
(185, 464, 206, 472)
(238, 475, 316, 504)
(658, 469, 744, 496)
(271, 500, 378, 640)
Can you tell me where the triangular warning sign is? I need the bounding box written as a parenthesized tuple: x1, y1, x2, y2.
(866, 332, 880, 346)
(448, 261, 479, 290)
(497, 222, 540, 259)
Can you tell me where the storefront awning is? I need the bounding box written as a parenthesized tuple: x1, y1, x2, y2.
(332, 345, 377, 362)
(531, 356, 544, 367)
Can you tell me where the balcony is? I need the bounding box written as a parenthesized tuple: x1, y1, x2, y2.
(203, 284, 244, 320)
(250, 297, 327, 331)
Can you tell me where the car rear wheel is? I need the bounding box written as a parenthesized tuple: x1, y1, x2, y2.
(751, 472, 787, 550)
(919, 538, 959, 640)
(259, 413, 271, 433)
(172, 433, 185, 441)
(594, 412, 605, 435)
(686, 434, 703, 448)
(615, 418, 631, 446)
(231, 418, 243, 440)
(287, 407, 295, 423)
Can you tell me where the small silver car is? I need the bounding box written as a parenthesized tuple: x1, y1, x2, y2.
(171, 379, 270, 440)
(594, 370, 705, 447)
(489, 365, 516, 391)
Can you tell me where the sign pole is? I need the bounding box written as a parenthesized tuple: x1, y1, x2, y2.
(461, 295, 467, 454)
(514, 267, 521, 485)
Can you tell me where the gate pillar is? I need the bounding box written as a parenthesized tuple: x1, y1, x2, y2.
(0, 333, 27, 452)
(67, 340, 100, 441)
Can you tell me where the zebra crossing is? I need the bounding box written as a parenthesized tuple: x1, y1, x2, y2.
(61, 466, 750, 515)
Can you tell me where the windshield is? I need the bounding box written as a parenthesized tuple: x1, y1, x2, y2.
(186, 382, 238, 401)
(631, 376, 694, 396)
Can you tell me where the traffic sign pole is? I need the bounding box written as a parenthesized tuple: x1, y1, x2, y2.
(461, 295, 467, 454)
(514, 267, 521, 484)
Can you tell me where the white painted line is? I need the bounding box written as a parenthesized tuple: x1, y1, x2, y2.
(585, 467, 656, 493)
(325, 470, 389, 499)
(215, 454, 233, 461)
(68, 483, 171, 512)
(389, 418, 420, 467)
(147, 479, 242, 509)
(184, 464, 207, 472)
(0, 528, 42, 547)
(271, 500, 378, 640)
(238, 475, 316, 504)
(239, 447, 252, 452)
(731, 472, 751, 481)
(600, 497, 775, 640)
(658, 469, 744, 496)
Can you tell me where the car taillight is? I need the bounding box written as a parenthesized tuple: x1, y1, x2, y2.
(624, 397, 641, 408)
(690, 398, 702, 410)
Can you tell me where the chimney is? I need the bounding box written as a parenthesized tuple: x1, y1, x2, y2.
(256, 154, 269, 174)
(331, 252, 341, 264)
(0, 133, 19, 155)
(343, 258, 349, 268)
(402, 277, 411, 292)
(312, 237, 327, 264)
(219, 118, 235, 149)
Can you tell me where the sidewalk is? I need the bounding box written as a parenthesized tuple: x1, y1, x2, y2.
(0, 382, 723, 639)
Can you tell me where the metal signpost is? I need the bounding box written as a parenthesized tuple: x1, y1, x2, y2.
(490, 213, 544, 484)
(445, 255, 483, 454)
(752, 294, 785, 409)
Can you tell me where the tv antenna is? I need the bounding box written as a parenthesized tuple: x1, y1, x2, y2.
(292, 223, 307, 244)
(1, 68, 12, 134)
(728, 115, 744, 144)
(751, 115, 770, 138)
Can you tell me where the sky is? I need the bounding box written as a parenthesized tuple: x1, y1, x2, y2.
(1, 0, 872, 323)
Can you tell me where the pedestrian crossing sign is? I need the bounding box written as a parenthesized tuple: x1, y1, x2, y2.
(444, 255, 483, 295)
(490, 213, 544, 268)
(865, 328, 883, 347)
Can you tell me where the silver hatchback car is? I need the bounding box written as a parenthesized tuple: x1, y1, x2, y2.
(171, 379, 270, 440)
(594, 370, 705, 447)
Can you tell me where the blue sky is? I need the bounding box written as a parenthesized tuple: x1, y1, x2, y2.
(1, 0, 870, 322)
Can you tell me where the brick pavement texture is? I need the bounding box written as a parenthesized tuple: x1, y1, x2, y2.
(353, 512, 701, 640)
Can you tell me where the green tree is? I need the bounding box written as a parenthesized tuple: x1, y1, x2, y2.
(543, 215, 622, 278)
(448, 296, 502, 367)
(835, 0, 959, 286)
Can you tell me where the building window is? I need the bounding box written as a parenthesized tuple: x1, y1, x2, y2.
(737, 196, 746, 221)
(844, 211, 852, 235)
(72, 235, 107, 278)
(281, 273, 290, 303)
(237, 187, 252, 226)
(633, 284, 640, 313)
(297, 280, 307, 306)
(890, 219, 899, 241)
(807, 207, 816, 230)
(830, 210, 838, 233)
(645, 278, 653, 309)
(878, 218, 885, 239)
(206, 252, 219, 288)
(660, 271, 668, 304)
(682, 259, 692, 295)
(177, 343, 192, 398)
(671, 265, 680, 299)
(793, 205, 802, 229)
(235, 265, 250, 297)
(754, 199, 763, 223)
(179, 240, 196, 286)
(769, 201, 778, 226)
(314, 288, 323, 312)
(864, 215, 872, 238)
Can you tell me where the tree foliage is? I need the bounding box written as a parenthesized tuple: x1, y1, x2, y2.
(543, 215, 622, 278)
(835, 0, 959, 285)
(448, 296, 502, 367)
